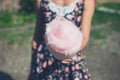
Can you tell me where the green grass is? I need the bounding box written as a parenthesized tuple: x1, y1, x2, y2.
(91, 23, 120, 39)
(0, 11, 14, 28)
(91, 28, 108, 39)
(109, 24, 120, 32)
(0, 12, 36, 29)
(92, 10, 120, 25)
(16, 13, 36, 25)
(111, 51, 118, 56)
(92, 2, 120, 25)
(99, 3, 120, 11)
(0, 28, 34, 45)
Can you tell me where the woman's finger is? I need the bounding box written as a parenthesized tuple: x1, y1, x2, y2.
(32, 40, 37, 49)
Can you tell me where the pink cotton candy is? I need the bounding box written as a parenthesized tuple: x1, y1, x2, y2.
(44, 15, 83, 60)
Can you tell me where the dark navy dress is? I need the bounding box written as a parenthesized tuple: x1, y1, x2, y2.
(29, 0, 92, 80)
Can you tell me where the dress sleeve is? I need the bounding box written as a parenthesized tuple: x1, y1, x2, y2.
(32, 7, 45, 45)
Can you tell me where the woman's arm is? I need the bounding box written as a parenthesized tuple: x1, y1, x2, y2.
(62, 0, 95, 63)
(79, 0, 95, 51)
(32, 0, 44, 49)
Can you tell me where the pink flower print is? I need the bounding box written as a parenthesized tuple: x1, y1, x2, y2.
(39, 54, 44, 59)
(57, 70, 61, 74)
(43, 61, 47, 68)
(45, 5, 49, 11)
(39, 68, 43, 73)
(83, 67, 89, 73)
(79, 73, 82, 78)
(78, 0, 83, 4)
(60, 77, 63, 80)
(40, 3, 43, 7)
(85, 68, 89, 72)
(74, 77, 79, 80)
(75, 7, 79, 12)
(72, 21, 75, 24)
(88, 73, 91, 77)
(75, 64, 80, 70)
(38, 44, 43, 51)
(36, 58, 40, 63)
(48, 60, 53, 65)
(80, 54, 84, 59)
(79, 11, 82, 14)
(76, 72, 79, 76)
(65, 67, 69, 72)
(65, 73, 69, 77)
(55, 69, 61, 74)
(37, 53, 40, 57)
(46, 12, 51, 17)
(83, 68, 86, 73)
(77, 16, 81, 22)
(43, 3, 46, 7)
(71, 61, 75, 65)
(71, 66, 75, 71)
(36, 67, 40, 73)
(77, 56, 82, 61)
(84, 74, 88, 79)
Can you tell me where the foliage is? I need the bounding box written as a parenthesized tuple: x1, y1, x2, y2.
(18, 0, 36, 25)
(16, 12, 36, 25)
(91, 28, 108, 39)
(99, 3, 120, 11)
(92, 2, 120, 25)
(92, 10, 120, 25)
(19, 0, 35, 14)
(0, 11, 36, 28)
(0, 11, 14, 28)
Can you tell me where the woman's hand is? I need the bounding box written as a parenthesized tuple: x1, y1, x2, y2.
(32, 40, 37, 50)
(61, 58, 72, 64)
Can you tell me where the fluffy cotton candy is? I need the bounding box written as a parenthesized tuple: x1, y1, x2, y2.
(45, 15, 83, 60)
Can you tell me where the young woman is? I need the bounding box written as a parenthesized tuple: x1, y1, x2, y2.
(28, 0, 95, 80)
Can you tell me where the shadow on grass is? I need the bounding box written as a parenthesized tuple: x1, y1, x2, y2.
(0, 70, 14, 80)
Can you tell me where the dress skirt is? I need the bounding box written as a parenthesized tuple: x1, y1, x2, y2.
(28, 40, 92, 80)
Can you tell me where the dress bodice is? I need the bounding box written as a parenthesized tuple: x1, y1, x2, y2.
(48, 0, 79, 16)
(40, 0, 84, 27)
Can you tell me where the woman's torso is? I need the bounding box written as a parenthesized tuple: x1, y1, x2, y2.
(40, 0, 84, 27)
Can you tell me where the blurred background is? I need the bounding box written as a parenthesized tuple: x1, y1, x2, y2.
(0, 0, 120, 80)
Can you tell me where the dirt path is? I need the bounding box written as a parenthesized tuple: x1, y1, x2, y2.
(85, 31, 120, 80)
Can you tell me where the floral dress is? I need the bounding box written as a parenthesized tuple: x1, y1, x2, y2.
(28, 0, 92, 80)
